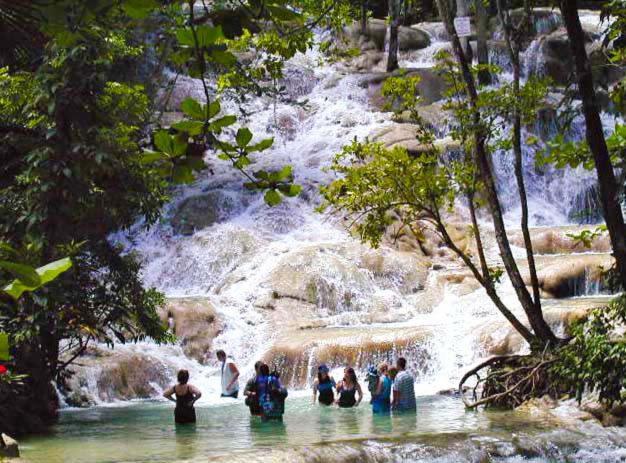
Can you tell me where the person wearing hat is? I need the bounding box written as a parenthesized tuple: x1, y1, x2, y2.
(312, 364, 336, 406)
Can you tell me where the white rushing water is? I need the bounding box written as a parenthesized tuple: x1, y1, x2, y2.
(70, 10, 621, 407)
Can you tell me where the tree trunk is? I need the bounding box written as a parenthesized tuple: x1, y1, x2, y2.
(560, 0, 626, 292)
(435, 0, 558, 347)
(387, 0, 401, 72)
(456, 0, 473, 61)
(360, 1, 367, 35)
(476, 0, 491, 85)
(496, 0, 542, 322)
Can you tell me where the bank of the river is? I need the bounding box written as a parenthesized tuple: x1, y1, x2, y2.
(17, 395, 626, 462)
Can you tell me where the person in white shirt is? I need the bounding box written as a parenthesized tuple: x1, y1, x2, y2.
(216, 349, 240, 398)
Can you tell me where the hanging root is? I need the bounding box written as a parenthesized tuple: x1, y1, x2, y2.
(459, 354, 560, 409)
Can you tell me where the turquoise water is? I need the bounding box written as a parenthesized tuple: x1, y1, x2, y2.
(19, 394, 561, 463)
(19, 394, 626, 462)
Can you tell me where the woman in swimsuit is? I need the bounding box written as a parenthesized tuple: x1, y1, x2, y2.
(335, 367, 363, 408)
(312, 364, 336, 406)
(163, 369, 202, 424)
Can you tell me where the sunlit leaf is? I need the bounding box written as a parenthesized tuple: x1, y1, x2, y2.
(0, 261, 41, 287)
(3, 257, 73, 300)
(264, 189, 282, 206)
(236, 128, 253, 148)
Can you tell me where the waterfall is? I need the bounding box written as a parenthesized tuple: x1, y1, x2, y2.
(65, 13, 623, 406)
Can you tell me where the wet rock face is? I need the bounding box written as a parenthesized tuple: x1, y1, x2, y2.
(533, 254, 614, 298)
(171, 192, 240, 235)
(161, 299, 221, 364)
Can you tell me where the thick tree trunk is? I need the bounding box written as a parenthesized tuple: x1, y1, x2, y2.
(387, 0, 401, 72)
(560, 0, 626, 292)
(435, 0, 557, 347)
(476, 0, 491, 85)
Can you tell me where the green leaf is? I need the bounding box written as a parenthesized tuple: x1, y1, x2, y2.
(266, 4, 300, 21)
(280, 184, 302, 197)
(0, 332, 8, 362)
(154, 131, 187, 157)
(0, 261, 41, 287)
(210, 115, 236, 131)
(210, 50, 237, 67)
(181, 98, 205, 120)
(138, 150, 167, 164)
(264, 189, 282, 206)
(236, 128, 253, 148)
(3, 257, 73, 300)
(172, 165, 195, 184)
(123, 0, 158, 19)
(208, 101, 221, 119)
(249, 138, 274, 152)
(172, 120, 204, 136)
(176, 25, 223, 48)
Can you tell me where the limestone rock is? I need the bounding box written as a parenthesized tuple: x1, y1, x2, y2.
(510, 226, 611, 255)
(370, 124, 460, 156)
(171, 191, 240, 235)
(343, 19, 387, 51)
(161, 298, 221, 364)
(0, 434, 19, 458)
(532, 254, 614, 298)
(398, 26, 430, 50)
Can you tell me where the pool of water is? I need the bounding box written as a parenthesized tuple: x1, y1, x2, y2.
(18, 393, 586, 463)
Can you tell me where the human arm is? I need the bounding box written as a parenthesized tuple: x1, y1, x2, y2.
(392, 382, 400, 406)
(355, 383, 363, 406)
(375, 377, 384, 396)
(163, 386, 176, 403)
(244, 378, 256, 397)
(312, 379, 319, 403)
(226, 362, 240, 390)
(189, 385, 202, 404)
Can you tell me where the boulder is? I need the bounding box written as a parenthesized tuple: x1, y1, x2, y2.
(489, 8, 562, 40)
(160, 298, 221, 364)
(353, 50, 384, 71)
(366, 68, 450, 110)
(171, 191, 239, 235)
(0, 434, 19, 458)
(399, 26, 430, 50)
(343, 19, 387, 51)
(370, 124, 460, 156)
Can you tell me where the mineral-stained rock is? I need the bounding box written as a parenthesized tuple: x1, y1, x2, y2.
(171, 191, 240, 235)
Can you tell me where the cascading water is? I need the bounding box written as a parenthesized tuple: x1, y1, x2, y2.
(64, 10, 620, 410)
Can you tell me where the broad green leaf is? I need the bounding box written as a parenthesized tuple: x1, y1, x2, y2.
(210, 50, 237, 67)
(138, 150, 166, 164)
(181, 98, 205, 120)
(276, 165, 293, 180)
(279, 184, 302, 197)
(236, 128, 253, 148)
(0, 332, 8, 361)
(210, 115, 236, 131)
(4, 257, 73, 300)
(176, 26, 223, 48)
(123, 0, 158, 19)
(264, 189, 282, 206)
(172, 120, 204, 136)
(172, 165, 195, 184)
(266, 4, 300, 21)
(208, 101, 221, 119)
(249, 138, 274, 152)
(0, 261, 41, 287)
(154, 131, 187, 157)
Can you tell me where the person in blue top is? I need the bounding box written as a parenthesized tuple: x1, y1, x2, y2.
(256, 363, 288, 422)
(371, 363, 392, 414)
(312, 364, 336, 406)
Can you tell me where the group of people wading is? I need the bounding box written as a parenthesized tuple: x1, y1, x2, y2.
(164, 350, 416, 425)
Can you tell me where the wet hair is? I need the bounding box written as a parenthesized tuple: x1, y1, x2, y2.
(318, 370, 328, 382)
(254, 361, 263, 372)
(216, 349, 226, 359)
(378, 363, 388, 374)
(259, 363, 270, 376)
(345, 367, 358, 385)
(397, 357, 407, 370)
(177, 369, 190, 384)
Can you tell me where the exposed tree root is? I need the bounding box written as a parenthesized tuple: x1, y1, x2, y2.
(459, 354, 562, 409)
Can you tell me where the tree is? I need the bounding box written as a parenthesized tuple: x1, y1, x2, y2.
(0, 0, 338, 435)
(433, 0, 558, 347)
(387, 0, 402, 72)
(558, 0, 626, 291)
(475, 0, 491, 85)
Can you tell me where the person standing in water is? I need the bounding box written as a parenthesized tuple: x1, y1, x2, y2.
(244, 361, 263, 416)
(392, 357, 416, 412)
(371, 363, 392, 414)
(256, 363, 288, 422)
(216, 349, 240, 398)
(163, 369, 202, 424)
(312, 364, 336, 406)
(336, 367, 363, 408)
